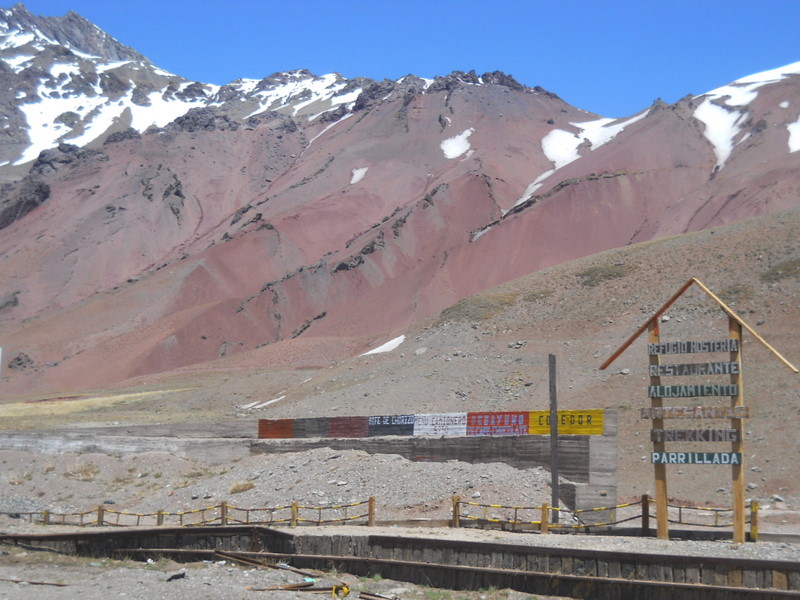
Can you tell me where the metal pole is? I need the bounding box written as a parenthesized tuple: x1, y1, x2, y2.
(549, 353, 559, 524)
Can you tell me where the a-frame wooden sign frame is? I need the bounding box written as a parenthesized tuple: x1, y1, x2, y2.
(600, 277, 797, 543)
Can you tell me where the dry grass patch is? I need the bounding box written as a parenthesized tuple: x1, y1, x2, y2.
(522, 288, 555, 302)
(436, 293, 517, 323)
(576, 262, 637, 287)
(229, 480, 255, 494)
(8, 471, 32, 485)
(719, 283, 754, 303)
(761, 257, 800, 282)
(64, 462, 100, 482)
(0, 389, 196, 418)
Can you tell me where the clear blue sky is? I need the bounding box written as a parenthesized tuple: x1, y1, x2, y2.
(20, 0, 800, 117)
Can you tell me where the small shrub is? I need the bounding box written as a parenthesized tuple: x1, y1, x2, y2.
(229, 481, 255, 494)
(64, 462, 100, 482)
(184, 468, 212, 478)
(719, 284, 754, 303)
(522, 289, 554, 302)
(8, 472, 27, 485)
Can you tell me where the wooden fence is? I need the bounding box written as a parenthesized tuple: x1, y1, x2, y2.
(1, 495, 761, 540)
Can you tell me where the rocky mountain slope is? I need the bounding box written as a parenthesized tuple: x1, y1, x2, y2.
(0, 1, 799, 520)
(1, 5, 798, 401)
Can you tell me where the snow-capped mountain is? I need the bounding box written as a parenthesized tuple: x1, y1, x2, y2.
(1, 4, 799, 397)
(0, 4, 377, 169)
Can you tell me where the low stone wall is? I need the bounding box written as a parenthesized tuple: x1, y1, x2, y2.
(251, 411, 618, 520)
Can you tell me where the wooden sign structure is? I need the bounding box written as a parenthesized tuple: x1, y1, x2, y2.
(600, 277, 797, 543)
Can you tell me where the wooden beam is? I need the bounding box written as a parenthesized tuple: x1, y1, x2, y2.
(600, 277, 798, 373)
(691, 277, 798, 373)
(599, 278, 694, 370)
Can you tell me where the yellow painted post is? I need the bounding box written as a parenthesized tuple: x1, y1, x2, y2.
(157, 510, 164, 526)
(730, 318, 746, 544)
(220, 501, 228, 526)
(540, 502, 549, 534)
(368, 496, 375, 527)
(451, 496, 461, 528)
(96, 505, 104, 526)
(291, 501, 299, 527)
(42, 510, 50, 526)
(649, 321, 669, 540)
(750, 501, 759, 542)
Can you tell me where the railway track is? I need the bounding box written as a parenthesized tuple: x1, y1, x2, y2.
(2, 526, 799, 600)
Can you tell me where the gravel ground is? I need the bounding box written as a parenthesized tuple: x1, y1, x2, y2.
(0, 447, 555, 524)
(2, 443, 799, 600)
(2, 523, 799, 600)
(0, 534, 566, 600)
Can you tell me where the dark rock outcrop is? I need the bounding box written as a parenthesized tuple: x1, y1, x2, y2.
(0, 178, 50, 230)
(103, 128, 142, 145)
(168, 107, 240, 132)
(30, 143, 107, 176)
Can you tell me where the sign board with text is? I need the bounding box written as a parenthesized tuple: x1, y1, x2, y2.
(528, 409, 604, 435)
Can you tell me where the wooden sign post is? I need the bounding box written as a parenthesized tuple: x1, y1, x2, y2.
(600, 278, 797, 542)
(648, 321, 669, 539)
(729, 318, 745, 542)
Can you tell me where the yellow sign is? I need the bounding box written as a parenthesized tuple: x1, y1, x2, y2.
(528, 410, 605, 435)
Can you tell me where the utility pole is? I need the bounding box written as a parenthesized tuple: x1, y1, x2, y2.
(549, 353, 559, 524)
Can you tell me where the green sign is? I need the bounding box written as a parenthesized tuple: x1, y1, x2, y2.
(648, 339, 739, 355)
(651, 452, 742, 465)
(649, 362, 740, 377)
(649, 384, 738, 398)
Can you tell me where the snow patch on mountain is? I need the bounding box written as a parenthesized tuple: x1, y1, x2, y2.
(512, 111, 647, 208)
(238, 72, 358, 120)
(441, 128, 474, 159)
(0, 25, 42, 51)
(693, 100, 744, 170)
(15, 77, 209, 165)
(350, 167, 368, 184)
(306, 113, 353, 146)
(541, 128, 582, 170)
(361, 335, 405, 355)
(693, 60, 800, 170)
(4, 52, 32, 72)
(789, 116, 800, 153)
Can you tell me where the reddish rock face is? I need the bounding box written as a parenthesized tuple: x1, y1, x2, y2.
(1, 60, 800, 396)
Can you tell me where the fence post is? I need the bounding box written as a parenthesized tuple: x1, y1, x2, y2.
(540, 502, 549, 534)
(157, 510, 164, 526)
(96, 505, 104, 526)
(42, 510, 50, 526)
(220, 501, 228, 526)
(451, 496, 461, 528)
(291, 501, 299, 527)
(750, 501, 759, 542)
(368, 496, 375, 527)
(641, 494, 650, 536)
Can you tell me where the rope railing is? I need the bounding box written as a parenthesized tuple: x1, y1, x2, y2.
(0, 497, 376, 529)
(451, 494, 760, 538)
(548, 499, 645, 531)
(661, 499, 752, 528)
(1, 495, 758, 539)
